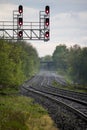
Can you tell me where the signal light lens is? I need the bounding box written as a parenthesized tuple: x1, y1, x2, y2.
(19, 5, 23, 14)
(45, 6, 50, 14)
(45, 18, 49, 26)
(45, 31, 49, 38)
(18, 31, 23, 37)
(18, 18, 23, 26)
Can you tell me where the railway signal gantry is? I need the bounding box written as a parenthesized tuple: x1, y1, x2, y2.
(0, 5, 50, 42)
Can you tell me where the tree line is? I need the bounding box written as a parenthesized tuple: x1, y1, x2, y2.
(0, 40, 39, 87)
(52, 44, 87, 85)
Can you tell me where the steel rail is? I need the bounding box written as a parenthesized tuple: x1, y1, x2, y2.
(22, 86, 87, 122)
(29, 86, 87, 106)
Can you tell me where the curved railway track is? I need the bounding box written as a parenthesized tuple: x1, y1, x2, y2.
(21, 71, 87, 130)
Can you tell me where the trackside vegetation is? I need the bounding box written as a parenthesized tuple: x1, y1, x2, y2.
(0, 40, 39, 87)
(0, 40, 58, 130)
(0, 95, 58, 130)
(52, 44, 87, 91)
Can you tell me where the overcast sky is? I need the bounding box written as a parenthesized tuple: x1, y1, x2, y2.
(0, 0, 87, 57)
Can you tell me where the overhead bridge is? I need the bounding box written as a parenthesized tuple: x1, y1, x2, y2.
(40, 61, 55, 70)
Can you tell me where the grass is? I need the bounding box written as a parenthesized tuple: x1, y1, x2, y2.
(53, 70, 87, 93)
(52, 80, 87, 93)
(0, 87, 58, 130)
(0, 86, 19, 95)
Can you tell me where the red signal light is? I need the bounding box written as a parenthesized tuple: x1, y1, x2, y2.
(45, 6, 50, 14)
(18, 31, 23, 37)
(45, 18, 49, 26)
(45, 31, 49, 38)
(18, 18, 23, 26)
(19, 5, 23, 14)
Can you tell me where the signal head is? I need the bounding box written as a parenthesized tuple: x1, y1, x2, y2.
(18, 31, 23, 37)
(45, 18, 49, 26)
(19, 5, 23, 14)
(45, 6, 50, 14)
(45, 31, 49, 38)
(18, 18, 23, 26)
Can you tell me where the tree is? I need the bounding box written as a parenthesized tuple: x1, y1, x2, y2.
(0, 40, 39, 87)
(78, 47, 87, 84)
(53, 44, 68, 71)
(65, 44, 87, 85)
(20, 42, 39, 78)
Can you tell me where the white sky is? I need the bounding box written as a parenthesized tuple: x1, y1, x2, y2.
(0, 0, 87, 57)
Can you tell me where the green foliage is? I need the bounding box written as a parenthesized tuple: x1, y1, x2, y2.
(0, 96, 57, 130)
(52, 80, 87, 93)
(41, 55, 52, 61)
(53, 44, 68, 71)
(21, 42, 40, 77)
(0, 40, 39, 87)
(53, 44, 87, 86)
(68, 45, 87, 85)
(78, 47, 87, 84)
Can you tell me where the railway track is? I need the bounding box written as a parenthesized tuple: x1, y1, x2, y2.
(21, 71, 87, 130)
(22, 86, 87, 121)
